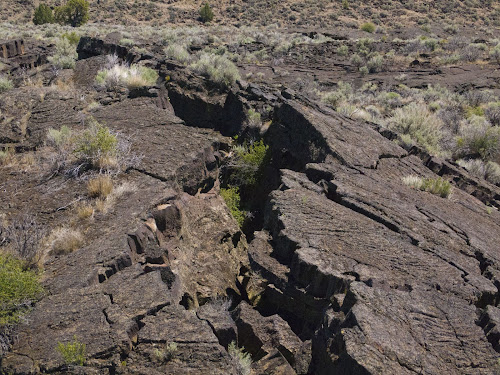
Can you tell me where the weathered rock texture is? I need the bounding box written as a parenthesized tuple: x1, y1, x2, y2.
(0, 92, 247, 373)
(250, 98, 500, 374)
(1, 38, 500, 375)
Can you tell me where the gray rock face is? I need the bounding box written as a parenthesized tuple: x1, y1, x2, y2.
(248, 98, 500, 374)
(232, 302, 311, 374)
(0, 95, 246, 374)
(2, 41, 500, 374)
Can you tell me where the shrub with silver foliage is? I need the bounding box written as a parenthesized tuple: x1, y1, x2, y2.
(388, 102, 443, 154)
(457, 159, 500, 185)
(0, 76, 13, 93)
(165, 43, 190, 65)
(189, 52, 240, 88)
(228, 341, 252, 375)
(48, 37, 77, 69)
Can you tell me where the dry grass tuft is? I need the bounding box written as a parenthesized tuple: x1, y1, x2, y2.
(49, 228, 84, 255)
(76, 203, 94, 219)
(87, 175, 113, 198)
(95, 199, 108, 213)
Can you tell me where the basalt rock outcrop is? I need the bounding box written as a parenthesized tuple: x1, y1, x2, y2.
(1, 37, 500, 375)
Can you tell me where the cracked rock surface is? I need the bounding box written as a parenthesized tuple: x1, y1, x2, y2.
(1, 37, 500, 375)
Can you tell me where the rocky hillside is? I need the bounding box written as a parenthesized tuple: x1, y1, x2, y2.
(1, 19, 500, 375)
(1, 0, 500, 30)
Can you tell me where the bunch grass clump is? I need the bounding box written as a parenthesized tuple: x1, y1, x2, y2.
(96, 62, 158, 89)
(47, 118, 140, 177)
(154, 342, 178, 363)
(56, 336, 86, 366)
(49, 227, 84, 255)
(87, 175, 113, 198)
(402, 176, 452, 198)
(76, 202, 94, 219)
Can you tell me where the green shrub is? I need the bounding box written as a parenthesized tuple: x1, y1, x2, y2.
(62, 31, 80, 45)
(48, 37, 78, 69)
(55, 0, 89, 27)
(133, 66, 158, 87)
(366, 53, 384, 72)
(360, 22, 376, 33)
(485, 103, 500, 126)
(444, 24, 458, 34)
(402, 176, 452, 198)
(74, 119, 117, 167)
(48, 126, 73, 148)
(356, 38, 375, 56)
(359, 66, 369, 75)
(0, 76, 13, 93)
(48, 120, 137, 175)
(485, 161, 500, 184)
(33, 4, 54, 25)
(221, 187, 245, 227)
(189, 52, 240, 88)
(0, 254, 44, 326)
(456, 118, 500, 161)
(322, 81, 352, 108)
(421, 24, 431, 33)
(56, 336, 86, 366)
(247, 109, 261, 128)
(457, 159, 500, 184)
(119, 38, 134, 47)
(337, 45, 348, 56)
(349, 53, 363, 67)
(466, 106, 485, 118)
(199, 3, 214, 23)
(490, 43, 500, 63)
(228, 341, 252, 375)
(231, 140, 269, 186)
(388, 102, 443, 154)
(423, 38, 438, 51)
(420, 177, 452, 198)
(468, 126, 500, 160)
